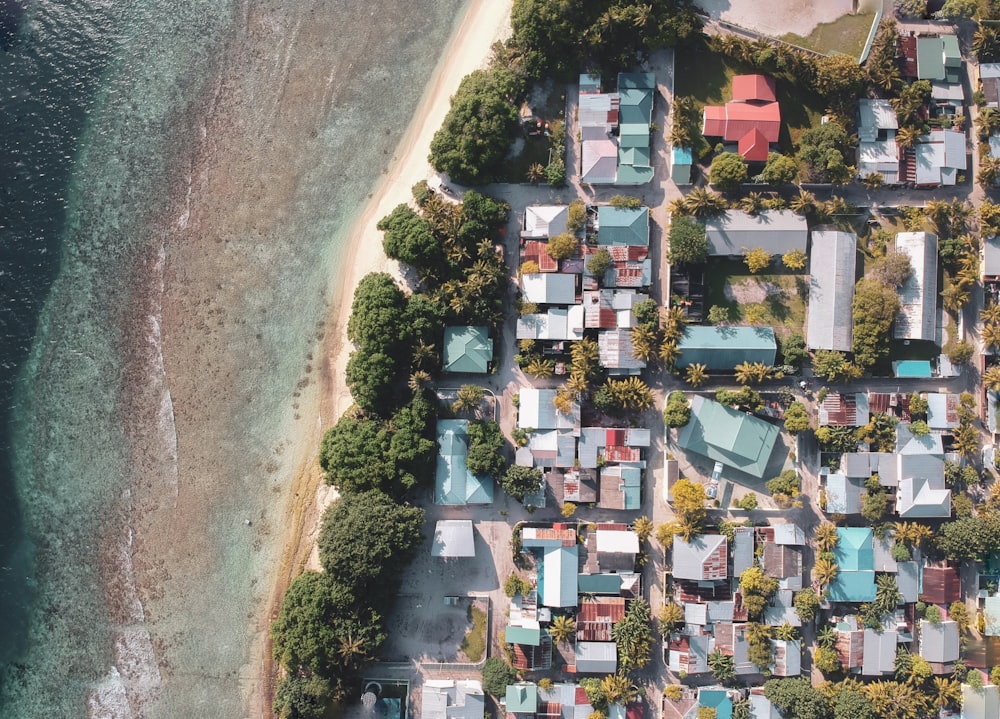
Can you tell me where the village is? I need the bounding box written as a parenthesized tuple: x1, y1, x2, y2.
(275, 2, 1000, 719)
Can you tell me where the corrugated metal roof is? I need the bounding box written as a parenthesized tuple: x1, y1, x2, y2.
(522, 272, 578, 305)
(673, 534, 728, 581)
(704, 210, 807, 257)
(676, 395, 780, 479)
(917, 36, 946, 80)
(920, 619, 960, 663)
(808, 229, 857, 352)
(894, 232, 938, 340)
(922, 564, 961, 604)
(676, 325, 777, 370)
(577, 597, 626, 641)
(826, 473, 863, 514)
(732, 74, 776, 102)
(435, 419, 494, 505)
(443, 325, 493, 374)
(596, 206, 649, 246)
(985, 236, 1000, 276)
(574, 641, 618, 673)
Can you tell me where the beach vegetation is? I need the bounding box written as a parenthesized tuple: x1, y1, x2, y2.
(273, 673, 335, 719)
(378, 204, 446, 278)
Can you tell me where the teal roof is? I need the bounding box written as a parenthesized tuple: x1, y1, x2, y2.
(672, 147, 693, 164)
(828, 527, 877, 602)
(443, 326, 492, 373)
(942, 34, 961, 66)
(835, 527, 875, 570)
(578, 572, 623, 594)
(619, 123, 650, 148)
(618, 88, 652, 125)
(917, 37, 945, 80)
(435, 419, 494, 505)
(619, 145, 650, 165)
(894, 360, 932, 378)
(676, 396, 780, 479)
(700, 689, 733, 719)
(621, 466, 641, 509)
(615, 162, 655, 185)
(597, 206, 649, 246)
(676, 326, 777, 371)
(505, 684, 538, 713)
(505, 625, 541, 646)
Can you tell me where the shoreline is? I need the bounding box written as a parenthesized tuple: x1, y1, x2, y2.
(255, 0, 513, 712)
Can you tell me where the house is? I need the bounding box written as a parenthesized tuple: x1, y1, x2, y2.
(818, 392, 870, 427)
(668, 634, 711, 674)
(862, 624, 899, 676)
(435, 419, 494, 505)
(894, 232, 939, 341)
(431, 520, 475, 557)
(596, 206, 649, 247)
(770, 639, 801, 676)
(927, 392, 959, 429)
(675, 395, 780, 479)
(986, 235, 1000, 280)
(443, 326, 493, 373)
(748, 693, 782, 719)
(962, 682, 1000, 719)
(516, 429, 577, 469)
(702, 74, 781, 162)
(592, 525, 639, 569)
(546, 683, 595, 719)
(522, 240, 560, 272)
(517, 306, 586, 341)
(577, 597, 626, 641)
(920, 619, 961, 669)
(916, 34, 962, 83)
(521, 526, 579, 608)
(577, 426, 649, 469)
(507, 593, 551, 671)
(582, 127, 620, 184)
(575, 641, 618, 674)
(522, 273, 578, 305)
(898, 561, 920, 604)
(598, 328, 645, 376)
(807, 229, 858, 352)
(670, 146, 693, 185)
(518, 388, 581, 433)
(763, 543, 803, 591)
(897, 474, 951, 518)
(522, 205, 570, 240)
(599, 465, 642, 510)
(914, 130, 966, 187)
(673, 534, 728, 581)
(715, 622, 755, 674)
(828, 527, 876, 602)
(764, 589, 801, 627)
(506, 683, 539, 718)
(825, 473, 864, 514)
(675, 326, 777, 371)
(703, 210, 808, 257)
(982, 63, 1000, 109)
(697, 688, 734, 719)
(423, 680, 485, 719)
(858, 99, 900, 183)
(923, 564, 962, 605)
(616, 72, 656, 185)
(835, 618, 865, 670)
(733, 526, 755, 578)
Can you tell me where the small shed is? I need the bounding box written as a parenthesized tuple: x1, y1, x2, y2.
(670, 146, 693, 185)
(431, 520, 475, 557)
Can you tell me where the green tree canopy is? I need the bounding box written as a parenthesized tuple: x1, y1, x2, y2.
(783, 402, 810, 434)
(763, 678, 831, 719)
(709, 152, 748, 190)
(318, 491, 424, 610)
(547, 232, 579, 260)
(796, 122, 852, 184)
(429, 68, 524, 184)
(664, 391, 692, 428)
(347, 272, 409, 352)
(668, 215, 708, 265)
(853, 278, 901, 367)
(833, 690, 874, 719)
(345, 350, 398, 413)
(502, 465, 543, 502)
(940, 0, 979, 19)
(761, 152, 799, 185)
(612, 598, 654, 674)
(273, 674, 335, 719)
(378, 204, 444, 274)
(780, 332, 807, 367)
(318, 415, 393, 494)
(586, 247, 612, 278)
(481, 656, 517, 697)
(870, 252, 913, 287)
(766, 470, 800, 497)
(466, 419, 506, 477)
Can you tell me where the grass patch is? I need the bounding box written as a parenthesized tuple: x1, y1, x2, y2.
(782, 12, 875, 58)
(674, 41, 826, 156)
(705, 258, 806, 340)
(459, 605, 488, 663)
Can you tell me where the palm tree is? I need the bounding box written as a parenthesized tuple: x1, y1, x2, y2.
(548, 615, 576, 644)
(985, 365, 1000, 391)
(412, 340, 438, 369)
(789, 189, 815, 215)
(909, 523, 933, 548)
(660, 601, 684, 629)
(739, 192, 765, 215)
(813, 557, 839, 588)
(731, 699, 750, 719)
(666, 197, 688, 217)
(408, 370, 431, 392)
(982, 305, 1000, 325)
(607, 377, 654, 412)
(775, 622, 798, 641)
(682, 187, 727, 218)
(566, 370, 589, 394)
(526, 163, 545, 184)
(338, 634, 367, 668)
(734, 361, 772, 385)
(685, 363, 708, 387)
(632, 516, 653, 543)
(895, 125, 922, 150)
(526, 358, 555, 380)
(452, 384, 484, 415)
(861, 172, 884, 190)
(630, 325, 658, 362)
(980, 156, 1000, 187)
(553, 385, 578, 415)
(599, 674, 635, 705)
(815, 522, 839, 552)
(817, 624, 837, 649)
(932, 677, 961, 711)
(659, 341, 680, 369)
(825, 196, 850, 216)
(984, 325, 1000, 353)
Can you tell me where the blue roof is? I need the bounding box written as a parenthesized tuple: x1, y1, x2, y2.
(672, 146, 693, 164)
(699, 689, 733, 719)
(435, 419, 494, 505)
(828, 570, 877, 602)
(829, 527, 877, 602)
(676, 326, 777, 370)
(894, 360, 933, 378)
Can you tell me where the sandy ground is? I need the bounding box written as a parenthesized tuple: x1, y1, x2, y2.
(694, 0, 857, 38)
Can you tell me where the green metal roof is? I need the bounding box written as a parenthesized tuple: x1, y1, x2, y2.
(505, 684, 538, 713)
(505, 625, 541, 646)
(917, 37, 945, 80)
(435, 419, 494, 505)
(578, 572, 623, 594)
(619, 123, 650, 148)
(443, 325, 492, 374)
(835, 527, 874, 571)
(676, 326, 777, 370)
(942, 34, 961, 66)
(597, 206, 649, 246)
(675, 396, 780, 479)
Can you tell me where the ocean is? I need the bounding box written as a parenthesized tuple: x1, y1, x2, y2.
(0, 0, 467, 716)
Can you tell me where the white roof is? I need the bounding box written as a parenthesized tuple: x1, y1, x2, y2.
(704, 210, 808, 256)
(423, 680, 485, 719)
(431, 520, 476, 557)
(982, 63, 1000, 79)
(897, 475, 951, 518)
(807, 229, 857, 352)
(858, 99, 898, 139)
(516, 306, 585, 341)
(579, 93, 619, 130)
(575, 641, 618, 673)
(518, 388, 580, 432)
(542, 545, 578, 608)
(962, 683, 1000, 719)
(523, 205, 569, 239)
(862, 625, 897, 675)
(859, 139, 899, 183)
(595, 528, 640, 555)
(927, 392, 958, 429)
(749, 694, 782, 719)
(894, 232, 938, 341)
(522, 273, 577, 305)
(915, 130, 966, 185)
(685, 602, 708, 625)
(582, 134, 618, 184)
(773, 524, 805, 545)
(920, 620, 960, 663)
(931, 80, 964, 101)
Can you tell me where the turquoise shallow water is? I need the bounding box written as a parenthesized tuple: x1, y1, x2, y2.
(0, 0, 467, 716)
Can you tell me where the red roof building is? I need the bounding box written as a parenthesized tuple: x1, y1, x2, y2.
(923, 564, 961, 605)
(577, 597, 627, 641)
(702, 74, 781, 163)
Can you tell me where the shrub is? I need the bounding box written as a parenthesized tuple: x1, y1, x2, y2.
(766, 470, 799, 497)
(481, 656, 516, 697)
